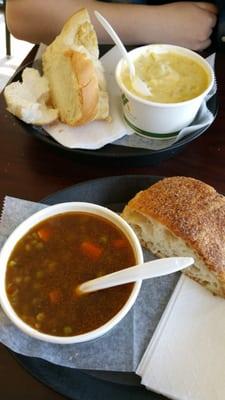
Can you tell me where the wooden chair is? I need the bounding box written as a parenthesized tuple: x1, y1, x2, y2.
(0, 0, 11, 56)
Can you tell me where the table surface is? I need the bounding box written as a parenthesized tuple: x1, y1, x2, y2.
(0, 45, 225, 399)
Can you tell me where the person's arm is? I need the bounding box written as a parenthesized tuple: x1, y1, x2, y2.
(6, 0, 218, 50)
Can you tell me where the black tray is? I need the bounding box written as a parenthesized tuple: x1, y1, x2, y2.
(10, 50, 218, 167)
(11, 175, 168, 400)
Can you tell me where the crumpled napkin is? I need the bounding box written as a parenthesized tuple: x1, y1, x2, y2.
(136, 274, 225, 400)
(42, 47, 217, 151)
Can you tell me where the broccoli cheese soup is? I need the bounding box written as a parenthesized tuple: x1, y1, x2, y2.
(121, 51, 210, 103)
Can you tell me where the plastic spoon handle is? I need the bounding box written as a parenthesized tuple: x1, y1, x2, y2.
(95, 11, 150, 96)
(78, 257, 194, 294)
(95, 11, 136, 76)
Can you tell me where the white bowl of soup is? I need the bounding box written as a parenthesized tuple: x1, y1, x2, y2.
(0, 202, 143, 344)
(115, 44, 214, 139)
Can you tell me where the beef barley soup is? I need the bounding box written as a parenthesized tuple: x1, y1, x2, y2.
(6, 212, 136, 337)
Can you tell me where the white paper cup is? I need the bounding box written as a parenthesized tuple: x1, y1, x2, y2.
(115, 44, 214, 140)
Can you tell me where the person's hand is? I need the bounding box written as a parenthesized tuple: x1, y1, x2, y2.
(5, 0, 218, 50)
(157, 2, 218, 50)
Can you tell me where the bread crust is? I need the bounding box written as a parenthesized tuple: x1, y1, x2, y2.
(122, 177, 225, 280)
(60, 8, 99, 59)
(67, 50, 99, 125)
(42, 8, 109, 126)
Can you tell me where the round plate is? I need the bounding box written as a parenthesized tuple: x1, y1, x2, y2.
(11, 47, 218, 167)
(11, 175, 168, 400)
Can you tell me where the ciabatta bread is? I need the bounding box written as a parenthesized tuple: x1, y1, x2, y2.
(122, 176, 225, 298)
(42, 8, 109, 126)
(4, 67, 58, 125)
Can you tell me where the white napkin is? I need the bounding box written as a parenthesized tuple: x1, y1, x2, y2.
(136, 274, 225, 400)
(42, 47, 216, 150)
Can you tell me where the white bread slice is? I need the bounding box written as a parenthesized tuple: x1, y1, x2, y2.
(42, 8, 109, 126)
(4, 68, 58, 125)
(122, 177, 225, 298)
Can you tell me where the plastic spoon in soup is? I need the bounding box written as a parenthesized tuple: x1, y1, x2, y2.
(77, 256, 194, 294)
(94, 10, 151, 97)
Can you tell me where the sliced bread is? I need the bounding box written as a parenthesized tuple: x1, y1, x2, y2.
(42, 8, 109, 126)
(121, 176, 225, 297)
(4, 67, 58, 125)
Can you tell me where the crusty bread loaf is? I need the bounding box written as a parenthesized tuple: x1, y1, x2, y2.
(42, 8, 109, 126)
(121, 176, 225, 297)
(4, 67, 58, 125)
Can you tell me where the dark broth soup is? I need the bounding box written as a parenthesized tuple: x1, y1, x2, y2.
(6, 212, 136, 337)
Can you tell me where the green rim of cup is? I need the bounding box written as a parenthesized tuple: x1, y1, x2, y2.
(124, 115, 179, 139)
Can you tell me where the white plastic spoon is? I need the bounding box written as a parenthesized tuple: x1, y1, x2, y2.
(95, 10, 150, 96)
(77, 256, 194, 294)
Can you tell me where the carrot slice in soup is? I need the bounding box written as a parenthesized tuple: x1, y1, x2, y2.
(37, 228, 51, 241)
(81, 241, 103, 261)
(49, 288, 62, 304)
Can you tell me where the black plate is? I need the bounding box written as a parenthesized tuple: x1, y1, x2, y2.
(11, 175, 168, 400)
(11, 47, 218, 167)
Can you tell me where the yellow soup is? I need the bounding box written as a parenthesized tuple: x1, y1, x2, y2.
(121, 51, 210, 103)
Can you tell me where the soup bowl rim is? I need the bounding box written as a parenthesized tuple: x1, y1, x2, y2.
(0, 201, 143, 344)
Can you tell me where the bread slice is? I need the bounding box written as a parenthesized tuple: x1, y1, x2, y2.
(42, 8, 109, 126)
(121, 176, 225, 298)
(4, 68, 58, 125)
